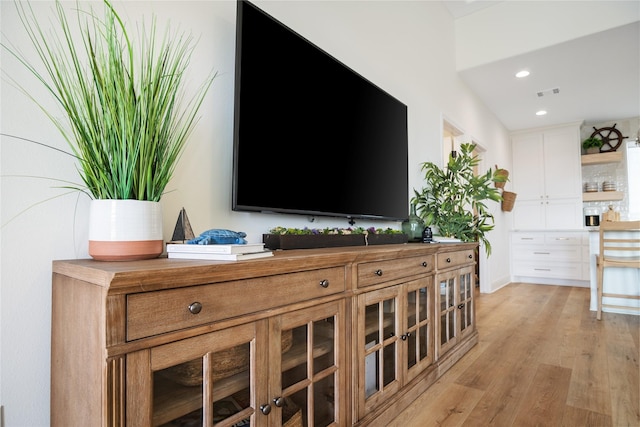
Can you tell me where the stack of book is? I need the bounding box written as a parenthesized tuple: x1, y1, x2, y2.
(166, 243, 273, 261)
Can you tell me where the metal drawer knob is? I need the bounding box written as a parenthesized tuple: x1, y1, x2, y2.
(260, 404, 271, 415)
(319, 279, 329, 288)
(446, 258, 451, 263)
(375, 269, 383, 276)
(188, 302, 202, 314)
(468, 254, 473, 259)
(422, 261, 428, 267)
(273, 397, 284, 407)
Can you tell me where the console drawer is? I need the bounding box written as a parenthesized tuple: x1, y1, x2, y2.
(357, 254, 434, 288)
(437, 249, 475, 270)
(126, 266, 345, 340)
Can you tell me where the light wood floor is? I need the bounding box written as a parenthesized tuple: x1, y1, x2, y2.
(388, 282, 640, 427)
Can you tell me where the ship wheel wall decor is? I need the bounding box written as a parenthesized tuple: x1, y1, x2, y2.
(590, 123, 627, 152)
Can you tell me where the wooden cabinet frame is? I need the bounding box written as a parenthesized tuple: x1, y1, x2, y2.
(51, 243, 477, 427)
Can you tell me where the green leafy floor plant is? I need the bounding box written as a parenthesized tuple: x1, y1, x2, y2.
(2, 0, 216, 202)
(411, 143, 503, 256)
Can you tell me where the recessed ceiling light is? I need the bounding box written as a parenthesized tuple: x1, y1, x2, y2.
(516, 70, 530, 78)
(536, 110, 547, 116)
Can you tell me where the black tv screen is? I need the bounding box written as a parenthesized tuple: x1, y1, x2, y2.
(232, 0, 409, 222)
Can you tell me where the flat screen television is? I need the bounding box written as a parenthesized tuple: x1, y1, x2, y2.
(232, 0, 409, 223)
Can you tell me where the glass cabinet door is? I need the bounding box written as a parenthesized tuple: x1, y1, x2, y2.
(404, 277, 433, 382)
(458, 266, 474, 338)
(131, 301, 344, 427)
(358, 287, 401, 417)
(138, 322, 264, 427)
(278, 300, 344, 427)
(438, 273, 457, 356)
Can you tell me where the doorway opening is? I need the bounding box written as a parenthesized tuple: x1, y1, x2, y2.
(442, 117, 486, 290)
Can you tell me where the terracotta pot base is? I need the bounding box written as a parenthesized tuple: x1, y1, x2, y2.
(89, 240, 163, 261)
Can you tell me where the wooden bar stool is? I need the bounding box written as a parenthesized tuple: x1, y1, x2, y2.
(596, 220, 640, 320)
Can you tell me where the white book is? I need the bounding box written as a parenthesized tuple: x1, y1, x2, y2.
(168, 250, 273, 261)
(433, 237, 462, 243)
(167, 243, 265, 255)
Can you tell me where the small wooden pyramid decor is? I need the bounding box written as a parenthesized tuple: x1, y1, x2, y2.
(170, 207, 195, 243)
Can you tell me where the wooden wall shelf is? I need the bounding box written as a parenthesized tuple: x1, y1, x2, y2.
(582, 191, 624, 202)
(581, 151, 623, 165)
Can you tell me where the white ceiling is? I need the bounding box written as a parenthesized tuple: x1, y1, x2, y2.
(443, 2, 640, 132)
(442, 0, 504, 19)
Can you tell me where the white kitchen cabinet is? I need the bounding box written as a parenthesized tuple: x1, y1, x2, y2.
(510, 230, 589, 284)
(511, 123, 583, 229)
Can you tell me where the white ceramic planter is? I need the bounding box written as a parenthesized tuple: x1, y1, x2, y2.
(88, 200, 163, 261)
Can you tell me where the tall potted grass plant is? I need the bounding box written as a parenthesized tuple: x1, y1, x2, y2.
(2, 0, 216, 260)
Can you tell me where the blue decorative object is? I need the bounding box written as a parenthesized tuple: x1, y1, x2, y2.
(188, 229, 247, 245)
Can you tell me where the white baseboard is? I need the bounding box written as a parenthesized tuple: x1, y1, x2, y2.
(510, 276, 590, 288)
(484, 276, 511, 293)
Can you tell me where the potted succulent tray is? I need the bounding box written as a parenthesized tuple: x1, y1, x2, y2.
(263, 227, 408, 250)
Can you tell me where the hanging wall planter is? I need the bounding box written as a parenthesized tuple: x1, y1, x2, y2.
(501, 191, 517, 212)
(494, 165, 509, 189)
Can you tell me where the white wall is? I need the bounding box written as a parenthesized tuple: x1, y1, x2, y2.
(0, 1, 511, 425)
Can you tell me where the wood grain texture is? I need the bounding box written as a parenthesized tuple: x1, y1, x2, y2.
(52, 244, 477, 426)
(388, 283, 639, 427)
(512, 363, 572, 426)
(51, 243, 471, 294)
(51, 275, 106, 427)
(389, 383, 484, 427)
